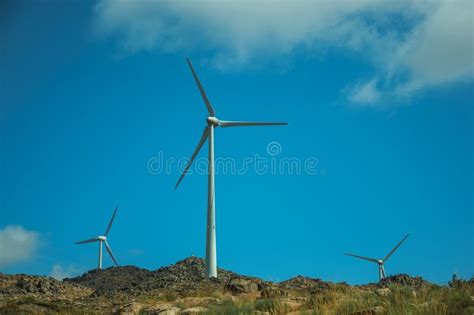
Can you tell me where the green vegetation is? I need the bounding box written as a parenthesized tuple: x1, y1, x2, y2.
(205, 299, 255, 315)
(196, 283, 474, 315)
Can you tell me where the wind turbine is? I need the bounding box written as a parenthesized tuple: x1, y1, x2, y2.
(175, 58, 287, 278)
(345, 234, 409, 281)
(75, 206, 119, 270)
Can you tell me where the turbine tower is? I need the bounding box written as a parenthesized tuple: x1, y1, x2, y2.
(175, 58, 287, 278)
(345, 234, 409, 281)
(75, 206, 119, 270)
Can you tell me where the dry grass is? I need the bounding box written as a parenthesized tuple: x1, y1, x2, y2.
(201, 283, 474, 315)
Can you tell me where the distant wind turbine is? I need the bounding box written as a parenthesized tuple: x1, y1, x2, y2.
(345, 234, 409, 281)
(75, 206, 119, 270)
(175, 58, 287, 278)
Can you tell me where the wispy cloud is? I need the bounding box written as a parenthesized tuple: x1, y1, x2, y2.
(49, 264, 83, 280)
(348, 79, 381, 106)
(93, 0, 473, 106)
(0, 225, 40, 267)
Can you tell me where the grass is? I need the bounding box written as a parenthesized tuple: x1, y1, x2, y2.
(299, 283, 474, 315)
(97, 283, 474, 314)
(204, 298, 255, 315)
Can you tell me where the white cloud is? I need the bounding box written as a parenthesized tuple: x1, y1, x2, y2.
(49, 264, 83, 280)
(349, 79, 381, 106)
(93, 0, 474, 105)
(0, 225, 40, 267)
(394, 1, 474, 94)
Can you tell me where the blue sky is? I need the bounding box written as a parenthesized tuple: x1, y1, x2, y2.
(1, 0, 473, 284)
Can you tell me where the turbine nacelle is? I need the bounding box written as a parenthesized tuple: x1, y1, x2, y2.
(207, 116, 220, 126)
(377, 259, 384, 265)
(97, 236, 107, 241)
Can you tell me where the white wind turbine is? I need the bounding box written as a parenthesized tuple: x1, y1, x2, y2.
(75, 206, 119, 270)
(175, 58, 287, 278)
(345, 234, 409, 281)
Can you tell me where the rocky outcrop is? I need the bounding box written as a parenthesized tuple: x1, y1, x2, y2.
(181, 306, 208, 314)
(65, 265, 156, 296)
(225, 276, 260, 294)
(1, 258, 467, 315)
(65, 256, 238, 296)
(379, 274, 431, 288)
(0, 274, 91, 299)
(279, 275, 339, 293)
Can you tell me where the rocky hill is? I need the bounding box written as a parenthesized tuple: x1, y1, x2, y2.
(1, 257, 473, 314)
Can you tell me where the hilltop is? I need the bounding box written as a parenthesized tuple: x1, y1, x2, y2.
(0, 257, 473, 314)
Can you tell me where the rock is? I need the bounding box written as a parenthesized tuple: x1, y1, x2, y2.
(375, 288, 391, 296)
(279, 275, 342, 295)
(158, 307, 181, 315)
(225, 277, 260, 294)
(141, 303, 176, 315)
(379, 274, 430, 287)
(16, 278, 36, 293)
(142, 305, 181, 315)
(66, 257, 237, 296)
(38, 279, 52, 294)
(181, 306, 208, 314)
(0, 274, 91, 300)
(117, 302, 143, 315)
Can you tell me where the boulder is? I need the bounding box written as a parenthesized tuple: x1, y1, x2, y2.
(181, 306, 208, 314)
(116, 302, 143, 315)
(225, 277, 259, 294)
(141, 303, 179, 315)
(158, 307, 181, 315)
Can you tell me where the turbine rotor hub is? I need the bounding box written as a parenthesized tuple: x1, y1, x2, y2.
(98, 236, 106, 241)
(377, 260, 384, 264)
(207, 116, 220, 126)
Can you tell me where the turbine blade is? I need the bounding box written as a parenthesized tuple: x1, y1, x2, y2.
(175, 126, 210, 189)
(384, 233, 409, 261)
(344, 253, 379, 263)
(75, 237, 98, 244)
(186, 58, 215, 116)
(219, 121, 288, 128)
(104, 206, 118, 236)
(104, 241, 118, 267)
